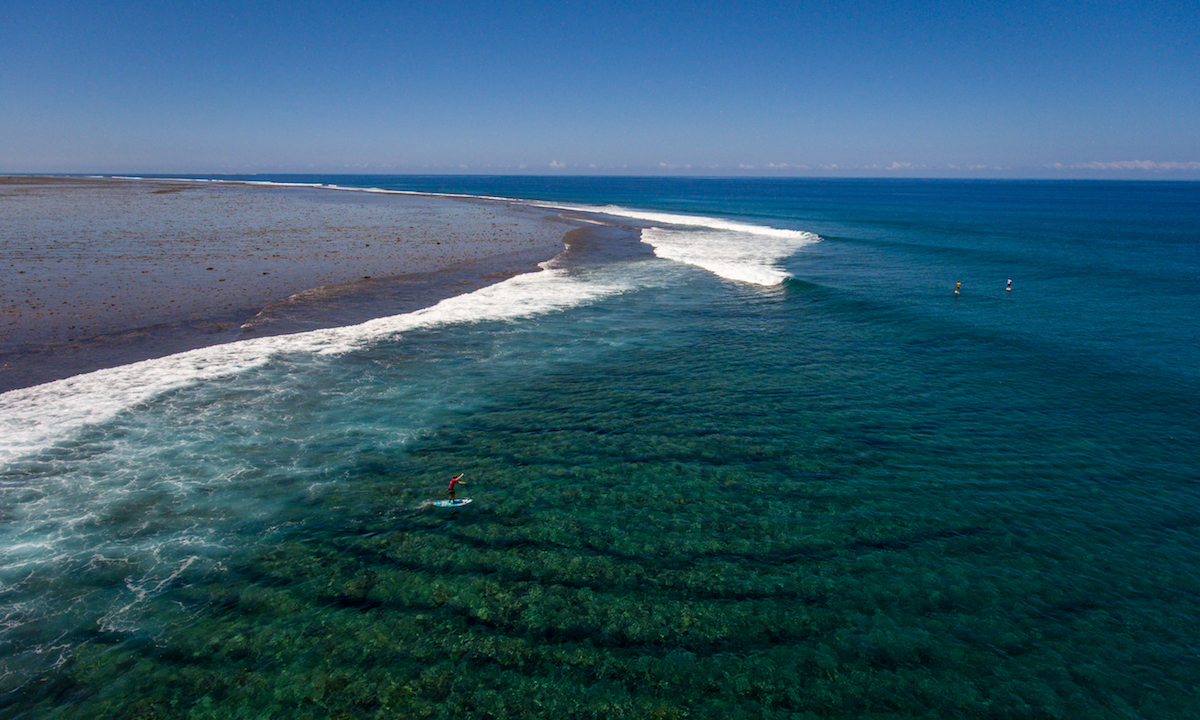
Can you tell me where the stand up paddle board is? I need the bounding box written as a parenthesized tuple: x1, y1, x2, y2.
(433, 499, 473, 508)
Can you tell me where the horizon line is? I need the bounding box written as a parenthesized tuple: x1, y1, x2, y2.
(6, 172, 1200, 183)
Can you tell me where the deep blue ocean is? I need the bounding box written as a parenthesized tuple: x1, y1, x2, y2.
(2, 177, 1198, 718)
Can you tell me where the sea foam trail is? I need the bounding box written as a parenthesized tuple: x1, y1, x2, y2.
(536, 203, 820, 286)
(0, 265, 630, 466)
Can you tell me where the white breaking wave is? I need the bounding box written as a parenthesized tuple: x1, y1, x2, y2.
(534, 202, 820, 286)
(138, 176, 519, 204)
(640, 226, 805, 286)
(0, 265, 630, 465)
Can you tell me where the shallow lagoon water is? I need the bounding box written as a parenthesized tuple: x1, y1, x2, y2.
(1, 178, 1199, 718)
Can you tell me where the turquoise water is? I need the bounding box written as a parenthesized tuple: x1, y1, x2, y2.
(2, 177, 1199, 718)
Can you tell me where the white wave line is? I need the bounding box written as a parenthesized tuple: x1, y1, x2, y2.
(0, 266, 630, 466)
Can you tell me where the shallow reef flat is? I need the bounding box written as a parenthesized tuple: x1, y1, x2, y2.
(0, 176, 571, 390)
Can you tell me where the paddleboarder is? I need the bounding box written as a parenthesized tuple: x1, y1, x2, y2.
(448, 473, 467, 502)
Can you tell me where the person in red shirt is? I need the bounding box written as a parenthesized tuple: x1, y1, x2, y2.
(448, 473, 467, 502)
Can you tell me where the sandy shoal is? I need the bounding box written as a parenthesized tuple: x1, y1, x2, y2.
(1, 176, 582, 391)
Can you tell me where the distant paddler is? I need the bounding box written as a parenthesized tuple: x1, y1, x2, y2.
(1006, 278, 1013, 292)
(955, 281, 961, 295)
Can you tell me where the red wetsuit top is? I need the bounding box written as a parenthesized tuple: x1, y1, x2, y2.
(449, 477, 465, 491)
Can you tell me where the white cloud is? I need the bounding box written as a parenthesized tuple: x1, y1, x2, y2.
(549, 160, 566, 169)
(1048, 160, 1200, 171)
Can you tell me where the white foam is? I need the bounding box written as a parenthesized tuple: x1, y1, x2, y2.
(120, 175, 538, 206)
(0, 265, 630, 466)
(532, 202, 820, 286)
(584, 206, 813, 240)
(241, 180, 328, 189)
(639, 227, 804, 286)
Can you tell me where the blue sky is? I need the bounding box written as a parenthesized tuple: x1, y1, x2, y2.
(3, 0, 1198, 177)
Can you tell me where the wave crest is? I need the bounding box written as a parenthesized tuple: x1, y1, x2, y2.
(540, 203, 821, 286)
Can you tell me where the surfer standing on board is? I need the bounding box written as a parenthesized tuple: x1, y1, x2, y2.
(955, 282, 961, 295)
(448, 473, 467, 502)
